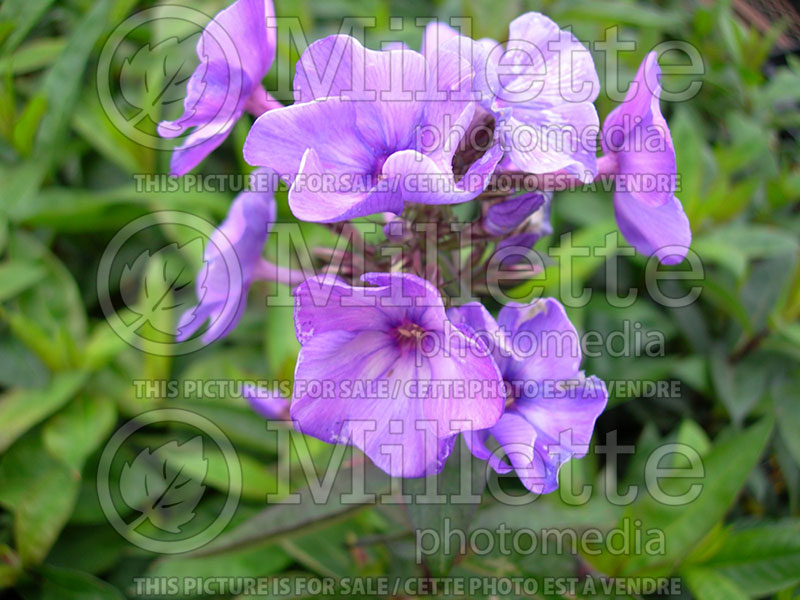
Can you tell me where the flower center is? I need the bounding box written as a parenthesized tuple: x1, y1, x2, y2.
(504, 379, 517, 409)
(452, 109, 496, 181)
(395, 322, 425, 341)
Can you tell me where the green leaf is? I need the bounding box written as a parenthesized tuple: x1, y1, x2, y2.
(682, 567, 749, 600)
(702, 224, 799, 261)
(149, 541, 292, 581)
(45, 525, 128, 575)
(43, 395, 117, 473)
(138, 432, 279, 502)
(0, 37, 65, 74)
(0, 433, 81, 566)
(589, 418, 773, 576)
(9, 185, 229, 228)
(694, 275, 752, 334)
(773, 374, 800, 469)
(1, 0, 111, 211)
(0, 260, 46, 302)
(12, 93, 47, 156)
(671, 107, 715, 223)
(71, 97, 150, 174)
(674, 419, 711, 459)
(4, 230, 88, 361)
(510, 219, 618, 302)
(81, 321, 129, 370)
(0, 0, 56, 54)
(31, 565, 124, 600)
(710, 351, 768, 425)
(739, 253, 797, 333)
(691, 237, 747, 279)
(554, 2, 684, 27)
(0, 307, 72, 370)
(699, 520, 800, 595)
(0, 371, 88, 453)
(187, 463, 390, 558)
(279, 518, 371, 578)
(403, 441, 486, 576)
(168, 400, 280, 455)
(32, 0, 110, 153)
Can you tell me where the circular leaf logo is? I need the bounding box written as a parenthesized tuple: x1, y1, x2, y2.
(97, 408, 242, 554)
(97, 210, 244, 356)
(96, 5, 244, 148)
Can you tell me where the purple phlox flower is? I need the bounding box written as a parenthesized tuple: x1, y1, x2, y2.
(243, 34, 506, 223)
(486, 192, 553, 267)
(158, 0, 277, 176)
(245, 384, 289, 420)
(291, 272, 506, 477)
(498, 193, 553, 250)
(447, 299, 607, 494)
(602, 52, 691, 265)
(176, 168, 277, 344)
(484, 191, 547, 236)
(422, 13, 600, 181)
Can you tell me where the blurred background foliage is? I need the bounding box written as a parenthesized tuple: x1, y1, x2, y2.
(0, 0, 799, 598)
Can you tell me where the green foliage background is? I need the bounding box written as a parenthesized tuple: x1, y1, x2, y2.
(0, 0, 799, 598)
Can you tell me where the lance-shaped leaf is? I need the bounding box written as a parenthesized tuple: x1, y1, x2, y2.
(185, 460, 390, 557)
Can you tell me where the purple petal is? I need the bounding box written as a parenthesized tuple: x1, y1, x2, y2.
(293, 35, 427, 150)
(497, 298, 582, 383)
(464, 427, 516, 476)
(614, 192, 691, 265)
(500, 12, 600, 106)
(602, 52, 676, 207)
(293, 272, 447, 346)
(291, 272, 505, 477)
(290, 324, 500, 477)
(176, 170, 276, 343)
(484, 192, 546, 236)
(164, 129, 233, 182)
(471, 375, 607, 494)
(421, 22, 461, 63)
(289, 147, 403, 223)
(176, 302, 216, 343)
(244, 97, 379, 178)
(158, 0, 275, 175)
(380, 143, 504, 206)
(446, 302, 512, 360)
(514, 375, 608, 493)
(488, 12, 600, 180)
(503, 103, 599, 182)
(245, 386, 289, 420)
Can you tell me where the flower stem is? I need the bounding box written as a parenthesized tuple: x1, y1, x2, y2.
(253, 259, 307, 287)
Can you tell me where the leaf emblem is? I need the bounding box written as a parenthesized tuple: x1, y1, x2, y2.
(119, 34, 199, 124)
(119, 437, 208, 534)
(118, 237, 205, 334)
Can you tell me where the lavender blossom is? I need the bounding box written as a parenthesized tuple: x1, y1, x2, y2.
(243, 35, 504, 223)
(176, 169, 276, 343)
(158, 0, 277, 175)
(423, 13, 601, 181)
(291, 273, 506, 477)
(448, 300, 607, 493)
(602, 52, 691, 264)
(484, 192, 547, 236)
(245, 386, 289, 420)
